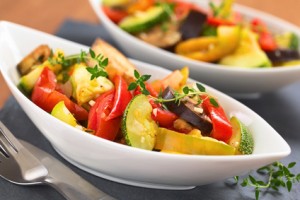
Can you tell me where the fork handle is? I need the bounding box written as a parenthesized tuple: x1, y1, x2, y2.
(45, 175, 115, 200)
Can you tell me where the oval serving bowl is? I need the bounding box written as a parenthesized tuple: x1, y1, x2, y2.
(0, 21, 291, 189)
(90, 0, 300, 95)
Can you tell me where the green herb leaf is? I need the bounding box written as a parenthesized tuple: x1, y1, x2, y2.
(134, 70, 140, 79)
(209, 98, 219, 107)
(89, 48, 95, 58)
(183, 86, 189, 94)
(288, 162, 296, 168)
(128, 82, 137, 91)
(196, 83, 206, 92)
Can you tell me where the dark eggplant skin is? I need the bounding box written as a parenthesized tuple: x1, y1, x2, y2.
(266, 49, 300, 63)
(179, 10, 207, 41)
(162, 87, 213, 135)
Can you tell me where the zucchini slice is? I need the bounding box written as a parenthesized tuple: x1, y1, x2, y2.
(229, 116, 254, 155)
(122, 94, 158, 150)
(119, 6, 168, 33)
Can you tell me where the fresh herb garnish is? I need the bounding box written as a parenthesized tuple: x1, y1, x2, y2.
(234, 161, 300, 200)
(86, 49, 108, 80)
(127, 71, 214, 106)
(48, 48, 108, 80)
(128, 70, 151, 95)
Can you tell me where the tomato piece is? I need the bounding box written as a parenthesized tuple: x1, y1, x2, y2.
(151, 107, 178, 128)
(250, 18, 277, 51)
(88, 90, 121, 141)
(258, 32, 277, 51)
(102, 6, 128, 23)
(31, 67, 88, 121)
(106, 75, 133, 120)
(201, 95, 232, 142)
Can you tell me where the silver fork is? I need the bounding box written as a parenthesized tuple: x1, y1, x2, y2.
(0, 121, 116, 200)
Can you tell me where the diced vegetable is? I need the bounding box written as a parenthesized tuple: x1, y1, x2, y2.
(119, 6, 168, 33)
(122, 94, 158, 150)
(219, 28, 272, 68)
(18, 65, 45, 94)
(162, 87, 213, 135)
(201, 95, 232, 142)
(51, 101, 78, 127)
(70, 63, 114, 105)
(275, 32, 299, 50)
(229, 116, 254, 155)
(31, 67, 88, 121)
(155, 128, 235, 155)
(176, 26, 241, 62)
(87, 90, 122, 141)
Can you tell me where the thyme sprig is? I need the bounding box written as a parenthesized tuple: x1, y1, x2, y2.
(127, 70, 219, 107)
(48, 49, 108, 80)
(234, 161, 300, 200)
(128, 70, 151, 95)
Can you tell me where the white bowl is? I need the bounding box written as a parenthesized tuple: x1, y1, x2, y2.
(90, 0, 300, 95)
(0, 21, 291, 189)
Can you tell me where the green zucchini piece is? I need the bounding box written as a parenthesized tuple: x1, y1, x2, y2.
(119, 6, 168, 33)
(229, 116, 254, 155)
(122, 94, 158, 150)
(275, 32, 299, 50)
(18, 65, 45, 94)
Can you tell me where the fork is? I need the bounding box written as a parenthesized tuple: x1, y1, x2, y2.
(0, 121, 116, 200)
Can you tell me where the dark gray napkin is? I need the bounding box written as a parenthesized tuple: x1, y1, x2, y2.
(0, 19, 299, 200)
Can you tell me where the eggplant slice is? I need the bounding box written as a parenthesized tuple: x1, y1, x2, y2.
(162, 87, 213, 135)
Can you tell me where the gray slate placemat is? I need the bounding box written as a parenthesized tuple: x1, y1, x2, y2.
(0, 19, 299, 200)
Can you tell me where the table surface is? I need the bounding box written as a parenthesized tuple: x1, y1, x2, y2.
(0, 19, 299, 200)
(0, 0, 300, 108)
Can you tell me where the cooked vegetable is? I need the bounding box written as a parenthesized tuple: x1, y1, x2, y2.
(266, 49, 300, 63)
(162, 87, 213, 135)
(119, 5, 168, 33)
(122, 94, 158, 150)
(70, 63, 114, 105)
(18, 65, 45, 94)
(228, 116, 254, 155)
(87, 90, 122, 141)
(179, 10, 207, 40)
(155, 127, 235, 155)
(201, 94, 232, 142)
(219, 28, 271, 68)
(176, 26, 241, 62)
(51, 101, 78, 127)
(31, 67, 88, 121)
(106, 75, 133, 120)
(17, 45, 51, 76)
(136, 21, 181, 48)
(90, 39, 136, 84)
(104, 0, 300, 67)
(275, 32, 299, 50)
(17, 41, 255, 156)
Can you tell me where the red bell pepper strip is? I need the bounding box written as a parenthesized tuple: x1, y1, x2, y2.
(102, 6, 128, 23)
(31, 67, 88, 121)
(87, 90, 121, 141)
(151, 107, 178, 128)
(106, 75, 133, 121)
(201, 95, 232, 142)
